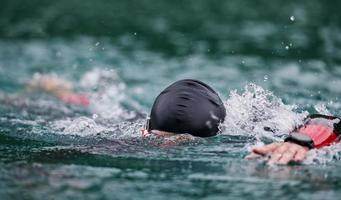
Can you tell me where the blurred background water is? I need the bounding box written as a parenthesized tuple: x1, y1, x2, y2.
(1, 0, 341, 199)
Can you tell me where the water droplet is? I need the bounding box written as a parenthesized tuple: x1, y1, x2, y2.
(92, 114, 98, 119)
(290, 16, 295, 21)
(285, 46, 289, 50)
(133, 32, 137, 36)
(95, 42, 100, 46)
(263, 75, 268, 82)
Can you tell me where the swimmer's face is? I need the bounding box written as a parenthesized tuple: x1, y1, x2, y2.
(150, 130, 177, 137)
(141, 128, 181, 138)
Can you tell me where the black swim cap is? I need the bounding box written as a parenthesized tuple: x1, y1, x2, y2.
(149, 79, 226, 137)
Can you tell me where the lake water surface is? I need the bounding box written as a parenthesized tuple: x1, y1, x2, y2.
(1, 1, 341, 199)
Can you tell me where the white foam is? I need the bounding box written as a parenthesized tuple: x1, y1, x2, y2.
(314, 103, 332, 115)
(80, 68, 131, 120)
(303, 143, 341, 165)
(221, 83, 307, 141)
(51, 117, 107, 136)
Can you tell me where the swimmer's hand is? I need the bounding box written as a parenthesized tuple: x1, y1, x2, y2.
(246, 142, 309, 165)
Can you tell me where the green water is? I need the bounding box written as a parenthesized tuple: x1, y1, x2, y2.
(1, 0, 341, 199)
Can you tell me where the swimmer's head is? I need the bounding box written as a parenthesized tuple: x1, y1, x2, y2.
(148, 79, 226, 137)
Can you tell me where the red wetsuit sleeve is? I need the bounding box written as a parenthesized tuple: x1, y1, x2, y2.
(286, 114, 341, 149)
(296, 124, 339, 148)
(58, 94, 90, 106)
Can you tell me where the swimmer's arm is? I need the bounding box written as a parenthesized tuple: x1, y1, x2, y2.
(248, 114, 341, 165)
(26, 73, 90, 106)
(246, 142, 309, 165)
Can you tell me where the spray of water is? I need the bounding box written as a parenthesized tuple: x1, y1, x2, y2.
(221, 83, 307, 140)
(80, 68, 130, 120)
(304, 143, 341, 165)
(49, 68, 144, 137)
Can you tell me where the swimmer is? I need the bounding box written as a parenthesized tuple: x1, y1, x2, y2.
(141, 79, 226, 146)
(247, 114, 341, 165)
(146, 79, 341, 163)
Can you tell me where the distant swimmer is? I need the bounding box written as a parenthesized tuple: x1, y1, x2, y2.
(26, 73, 90, 106)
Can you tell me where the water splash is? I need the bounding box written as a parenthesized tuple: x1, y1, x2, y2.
(80, 68, 137, 121)
(51, 117, 107, 136)
(304, 143, 341, 165)
(313, 103, 332, 115)
(221, 83, 307, 141)
(0, 68, 144, 140)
